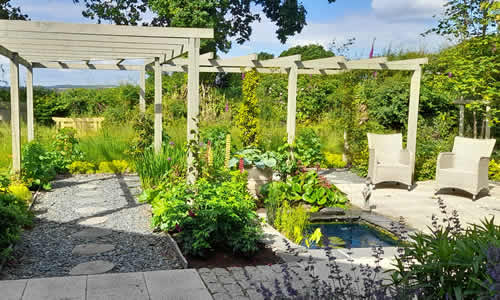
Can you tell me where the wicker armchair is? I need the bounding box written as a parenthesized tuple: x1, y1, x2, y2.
(436, 136, 496, 200)
(367, 133, 414, 190)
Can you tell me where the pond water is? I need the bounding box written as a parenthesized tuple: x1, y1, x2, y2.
(305, 223, 398, 249)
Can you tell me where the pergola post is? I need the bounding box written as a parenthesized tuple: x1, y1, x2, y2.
(485, 104, 491, 139)
(459, 101, 465, 136)
(287, 64, 298, 144)
(153, 57, 162, 154)
(27, 64, 34, 141)
(186, 37, 200, 184)
(10, 54, 21, 172)
(407, 66, 422, 159)
(139, 67, 146, 113)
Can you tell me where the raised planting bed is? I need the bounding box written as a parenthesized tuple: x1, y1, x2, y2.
(186, 245, 282, 269)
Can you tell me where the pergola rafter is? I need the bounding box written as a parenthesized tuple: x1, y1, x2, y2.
(0, 20, 427, 185)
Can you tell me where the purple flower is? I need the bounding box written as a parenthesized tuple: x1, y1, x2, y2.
(169, 141, 174, 146)
(241, 73, 245, 80)
(373, 71, 377, 78)
(225, 102, 229, 112)
(199, 142, 204, 146)
(448, 72, 453, 78)
(493, 46, 497, 53)
(167, 157, 171, 161)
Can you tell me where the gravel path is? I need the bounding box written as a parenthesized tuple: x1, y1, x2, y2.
(1, 174, 183, 280)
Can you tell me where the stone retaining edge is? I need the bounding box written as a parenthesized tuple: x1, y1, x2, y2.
(164, 232, 189, 269)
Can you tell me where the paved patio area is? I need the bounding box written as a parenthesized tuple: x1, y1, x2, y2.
(321, 170, 500, 233)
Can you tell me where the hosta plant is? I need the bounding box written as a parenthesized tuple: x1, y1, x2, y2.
(228, 148, 277, 169)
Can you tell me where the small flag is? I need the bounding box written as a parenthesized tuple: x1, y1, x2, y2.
(369, 38, 376, 58)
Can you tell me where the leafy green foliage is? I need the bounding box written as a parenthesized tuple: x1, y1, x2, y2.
(49, 128, 84, 173)
(279, 44, 335, 60)
(140, 171, 263, 257)
(295, 128, 324, 167)
(423, 0, 498, 40)
(489, 159, 500, 181)
(228, 148, 277, 169)
(126, 113, 170, 159)
(274, 200, 309, 244)
(68, 161, 96, 174)
(0, 0, 29, 20)
(97, 160, 130, 174)
(392, 217, 500, 299)
(237, 70, 260, 147)
(262, 170, 348, 212)
(134, 143, 186, 189)
(0, 189, 32, 261)
(21, 142, 56, 190)
(324, 152, 346, 168)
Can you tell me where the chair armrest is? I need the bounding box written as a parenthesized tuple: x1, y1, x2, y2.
(368, 148, 376, 180)
(437, 152, 455, 170)
(478, 157, 490, 173)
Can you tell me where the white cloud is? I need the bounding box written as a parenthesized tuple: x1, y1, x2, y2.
(371, 0, 446, 21)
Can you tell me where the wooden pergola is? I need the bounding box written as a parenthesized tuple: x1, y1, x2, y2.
(0, 20, 427, 183)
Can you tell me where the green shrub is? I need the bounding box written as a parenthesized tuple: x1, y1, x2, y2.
(140, 171, 263, 257)
(49, 128, 84, 173)
(324, 152, 347, 169)
(263, 170, 348, 213)
(274, 201, 309, 244)
(68, 161, 96, 174)
(0, 192, 32, 260)
(237, 70, 260, 147)
(97, 160, 130, 174)
(489, 159, 500, 181)
(134, 144, 186, 188)
(392, 214, 500, 299)
(295, 128, 324, 167)
(8, 183, 31, 203)
(21, 142, 56, 190)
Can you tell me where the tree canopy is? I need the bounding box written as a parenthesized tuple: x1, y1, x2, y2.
(72, 0, 337, 53)
(279, 44, 334, 60)
(424, 0, 498, 40)
(0, 0, 28, 20)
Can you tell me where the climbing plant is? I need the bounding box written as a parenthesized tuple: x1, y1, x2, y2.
(237, 69, 260, 147)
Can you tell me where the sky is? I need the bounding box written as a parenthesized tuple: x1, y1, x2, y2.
(1, 0, 450, 87)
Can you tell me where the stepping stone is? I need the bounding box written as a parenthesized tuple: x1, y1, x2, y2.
(79, 216, 108, 226)
(79, 184, 98, 191)
(75, 191, 102, 198)
(72, 243, 115, 256)
(72, 228, 113, 239)
(74, 206, 108, 216)
(69, 260, 115, 275)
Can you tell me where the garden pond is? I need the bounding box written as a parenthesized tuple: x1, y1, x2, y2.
(304, 222, 399, 249)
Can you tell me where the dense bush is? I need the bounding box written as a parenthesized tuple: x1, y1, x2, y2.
(140, 171, 263, 257)
(489, 159, 500, 181)
(21, 142, 56, 190)
(68, 161, 96, 174)
(391, 199, 500, 299)
(49, 128, 84, 173)
(237, 70, 260, 147)
(324, 152, 347, 168)
(0, 184, 32, 260)
(295, 128, 324, 167)
(97, 160, 130, 174)
(262, 170, 348, 215)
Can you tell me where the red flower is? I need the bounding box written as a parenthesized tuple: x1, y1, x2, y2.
(175, 224, 182, 232)
(239, 158, 245, 173)
(188, 210, 196, 217)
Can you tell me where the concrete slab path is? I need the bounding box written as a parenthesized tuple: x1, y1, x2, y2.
(1, 269, 212, 300)
(320, 170, 500, 233)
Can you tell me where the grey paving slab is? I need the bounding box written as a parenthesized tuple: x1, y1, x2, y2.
(72, 243, 115, 256)
(86, 272, 149, 300)
(69, 260, 115, 275)
(78, 216, 108, 226)
(144, 269, 212, 300)
(22, 276, 86, 300)
(0, 279, 27, 300)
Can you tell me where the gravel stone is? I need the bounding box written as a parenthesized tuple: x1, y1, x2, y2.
(1, 174, 183, 280)
(74, 207, 108, 216)
(72, 243, 115, 256)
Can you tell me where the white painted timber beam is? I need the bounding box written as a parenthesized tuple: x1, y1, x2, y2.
(27, 65, 34, 141)
(9, 54, 21, 171)
(167, 54, 257, 67)
(162, 65, 345, 75)
(0, 31, 189, 46)
(20, 51, 169, 61)
(0, 45, 30, 68)
(32, 62, 145, 71)
(0, 20, 214, 39)
(139, 67, 146, 113)
(186, 37, 200, 184)
(298, 56, 346, 69)
(287, 64, 298, 144)
(255, 55, 301, 68)
(407, 66, 422, 170)
(2, 43, 181, 57)
(154, 57, 162, 154)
